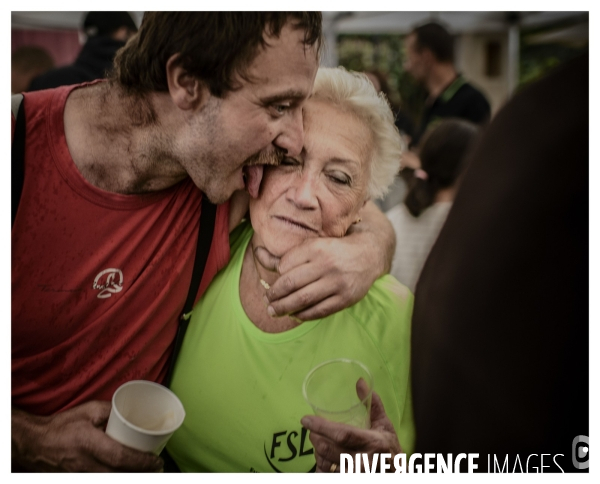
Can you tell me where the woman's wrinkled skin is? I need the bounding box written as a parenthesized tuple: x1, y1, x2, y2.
(249, 99, 371, 257)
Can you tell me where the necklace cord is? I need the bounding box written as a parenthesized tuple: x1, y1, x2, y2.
(251, 243, 271, 290)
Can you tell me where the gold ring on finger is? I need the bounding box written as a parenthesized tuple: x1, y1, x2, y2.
(329, 463, 337, 473)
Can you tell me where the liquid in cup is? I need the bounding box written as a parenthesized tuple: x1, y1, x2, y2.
(302, 358, 373, 429)
(105, 380, 185, 454)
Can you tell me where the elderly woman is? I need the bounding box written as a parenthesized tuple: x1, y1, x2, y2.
(166, 67, 414, 473)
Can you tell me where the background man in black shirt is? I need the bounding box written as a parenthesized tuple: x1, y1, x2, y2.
(404, 22, 491, 149)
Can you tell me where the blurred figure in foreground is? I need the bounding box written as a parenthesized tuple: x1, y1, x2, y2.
(411, 54, 588, 471)
(29, 11, 137, 91)
(387, 119, 478, 292)
(11, 45, 54, 93)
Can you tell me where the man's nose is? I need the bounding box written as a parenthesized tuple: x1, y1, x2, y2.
(274, 108, 304, 157)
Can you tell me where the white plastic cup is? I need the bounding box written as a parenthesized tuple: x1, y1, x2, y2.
(105, 380, 185, 454)
(302, 358, 373, 429)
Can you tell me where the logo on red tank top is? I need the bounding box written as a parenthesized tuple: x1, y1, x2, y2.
(93, 268, 124, 299)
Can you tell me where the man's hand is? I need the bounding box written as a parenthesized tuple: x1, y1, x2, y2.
(12, 402, 164, 472)
(301, 382, 402, 473)
(255, 201, 395, 321)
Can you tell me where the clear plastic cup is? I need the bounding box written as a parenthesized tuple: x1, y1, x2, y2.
(302, 358, 373, 429)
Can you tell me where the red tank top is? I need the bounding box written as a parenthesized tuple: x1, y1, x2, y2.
(12, 84, 230, 416)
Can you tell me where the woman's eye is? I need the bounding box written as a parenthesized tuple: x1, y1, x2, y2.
(328, 173, 351, 185)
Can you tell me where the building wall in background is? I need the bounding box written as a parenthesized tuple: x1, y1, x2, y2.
(457, 33, 510, 116)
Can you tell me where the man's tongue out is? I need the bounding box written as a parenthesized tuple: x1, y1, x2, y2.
(244, 165, 264, 198)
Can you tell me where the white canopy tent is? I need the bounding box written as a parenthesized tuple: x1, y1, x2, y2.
(323, 11, 586, 34)
(321, 11, 588, 94)
(11, 11, 145, 30)
(11, 11, 586, 32)
(12, 11, 588, 96)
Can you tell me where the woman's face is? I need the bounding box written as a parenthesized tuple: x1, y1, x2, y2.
(249, 99, 372, 256)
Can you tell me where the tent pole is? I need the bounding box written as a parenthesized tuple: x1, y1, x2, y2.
(322, 16, 338, 67)
(507, 21, 520, 96)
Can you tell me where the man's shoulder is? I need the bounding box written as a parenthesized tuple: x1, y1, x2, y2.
(444, 80, 491, 123)
(455, 81, 490, 105)
(22, 83, 76, 108)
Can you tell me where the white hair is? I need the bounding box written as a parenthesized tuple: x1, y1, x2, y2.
(311, 66, 403, 200)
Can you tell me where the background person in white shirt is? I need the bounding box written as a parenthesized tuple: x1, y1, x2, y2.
(386, 119, 478, 292)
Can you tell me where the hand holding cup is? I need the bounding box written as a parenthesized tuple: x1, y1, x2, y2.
(105, 380, 185, 455)
(301, 359, 402, 473)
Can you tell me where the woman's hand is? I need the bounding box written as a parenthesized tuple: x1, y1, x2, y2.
(301, 382, 402, 473)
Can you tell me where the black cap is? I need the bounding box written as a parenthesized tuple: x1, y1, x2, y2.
(82, 11, 137, 37)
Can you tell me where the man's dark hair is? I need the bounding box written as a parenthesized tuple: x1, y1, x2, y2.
(412, 22, 454, 63)
(113, 12, 322, 98)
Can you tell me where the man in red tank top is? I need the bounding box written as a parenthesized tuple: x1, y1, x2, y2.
(12, 13, 397, 472)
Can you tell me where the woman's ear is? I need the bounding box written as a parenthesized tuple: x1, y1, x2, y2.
(166, 53, 208, 111)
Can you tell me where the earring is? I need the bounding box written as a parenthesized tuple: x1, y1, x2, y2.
(354, 217, 362, 224)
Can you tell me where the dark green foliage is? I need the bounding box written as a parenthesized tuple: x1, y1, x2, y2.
(337, 34, 427, 127)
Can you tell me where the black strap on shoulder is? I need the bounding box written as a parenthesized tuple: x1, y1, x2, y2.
(164, 195, 217, 388)
(12, 96, 26, 228)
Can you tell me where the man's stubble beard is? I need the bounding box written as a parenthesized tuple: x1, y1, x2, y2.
(182, 98, 235, 204)
(185, 96, 286, 204)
